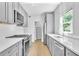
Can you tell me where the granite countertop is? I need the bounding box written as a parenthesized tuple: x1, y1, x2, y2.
(47, 34, 79, 55)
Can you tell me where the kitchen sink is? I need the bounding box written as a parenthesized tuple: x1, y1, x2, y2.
(5, 34, 30, 38)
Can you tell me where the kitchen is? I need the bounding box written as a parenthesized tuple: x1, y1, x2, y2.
(0, 2, 79, 56)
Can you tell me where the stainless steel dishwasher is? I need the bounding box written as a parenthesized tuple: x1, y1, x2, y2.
(54, 41, 64, 56)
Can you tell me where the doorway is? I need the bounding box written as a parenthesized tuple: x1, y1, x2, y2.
(35, 21, 42, 41)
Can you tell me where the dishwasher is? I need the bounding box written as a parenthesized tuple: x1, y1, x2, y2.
(54, 41, 64, 56)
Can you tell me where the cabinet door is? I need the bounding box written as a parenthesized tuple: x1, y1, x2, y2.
(13, 2, 19, 11)
(66, 48, 77, 56)
(51, 38, 54, 55)
(49, 37, 52, 53)
(0, 2, 6, 23)
(0, 41, 22, 56)
(47, 36, 52, 54)
(6, 2, 14, 24)
(47, 35, 49, 47)
(18, 40, 22, 56)
(9, 47, 19, 56)
(9, 51, 18, 56)
(48, 36, 50, 49)
(8, 43, 19, 56)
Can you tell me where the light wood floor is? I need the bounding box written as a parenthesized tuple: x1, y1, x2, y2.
(28, 39, 51, 56)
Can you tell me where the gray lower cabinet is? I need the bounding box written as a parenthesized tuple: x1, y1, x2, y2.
(47, 36, 51, 52)
(49, 37, 53, 55)
(47, 35, 78, 56)
(66, 48, 77, 56)
(47, 35, 64, 56)
(48, 37, 51, 53)
(47, 35, 54, 55)
(51, 38, 54, 55)
(0, 40, 22, 56)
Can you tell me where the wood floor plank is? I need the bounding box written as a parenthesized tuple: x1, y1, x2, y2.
(28, 39, 51, 56)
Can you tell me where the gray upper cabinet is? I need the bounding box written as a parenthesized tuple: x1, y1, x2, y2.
(0, 2, 6, 23)
(0, 2, 15, 23)
(6, 2, 14, 24)
(0, 2, 28, 27)
(0, 2, 14, 23)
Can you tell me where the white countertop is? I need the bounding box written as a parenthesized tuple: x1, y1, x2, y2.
(0, 24, 26, 53)
(0, 38, 23, 53)
(47, 34, 79, 55)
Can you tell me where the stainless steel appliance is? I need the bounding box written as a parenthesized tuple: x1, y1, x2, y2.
(54, 41, 64, 56)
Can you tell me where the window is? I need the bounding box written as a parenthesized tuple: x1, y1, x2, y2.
(63, 9, 73, 33)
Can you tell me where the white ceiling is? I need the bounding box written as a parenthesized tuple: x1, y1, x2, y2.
(20, 3, 60, 16)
